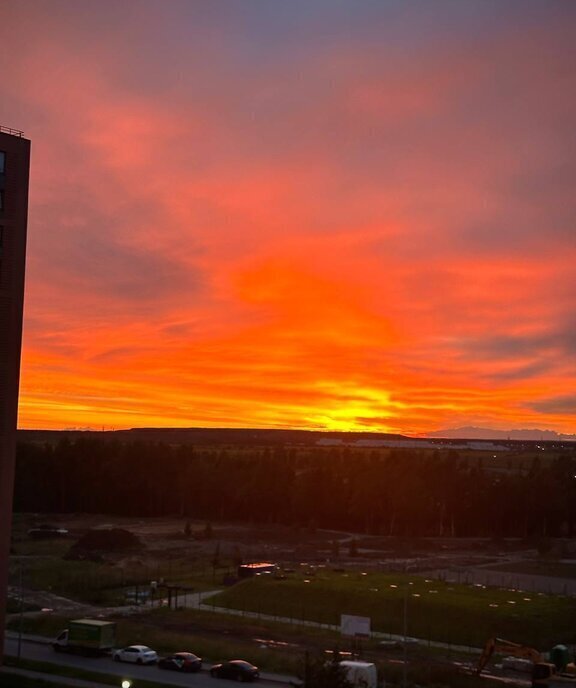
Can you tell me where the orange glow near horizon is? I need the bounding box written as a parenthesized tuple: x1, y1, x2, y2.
(5, 3, 576, 436)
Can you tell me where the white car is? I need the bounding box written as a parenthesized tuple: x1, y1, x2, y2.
(113, 645, 158, 665)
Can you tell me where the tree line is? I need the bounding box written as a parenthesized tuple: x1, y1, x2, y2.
(13, 437, 576, 538)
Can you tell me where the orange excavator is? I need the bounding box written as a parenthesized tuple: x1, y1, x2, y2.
(477, 637, 542, 674)
(477, 638, 576, 687)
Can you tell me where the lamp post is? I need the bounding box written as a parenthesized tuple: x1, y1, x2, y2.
(17, 559, 24, 661)
(402, 584, 408, 688)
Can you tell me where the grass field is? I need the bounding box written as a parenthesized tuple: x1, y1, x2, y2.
(209, 570, 576, 649)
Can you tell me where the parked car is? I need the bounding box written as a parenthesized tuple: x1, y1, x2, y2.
(113, 645, 158, 664)
(28, 525, 69, 539)
(158, 652, 202, 672)
(210, 660, 260, 681)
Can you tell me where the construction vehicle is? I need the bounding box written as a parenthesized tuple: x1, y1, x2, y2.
(533, 663, 576, 687)
(477, 637, 543, 674)
(477, 638, 576, 687)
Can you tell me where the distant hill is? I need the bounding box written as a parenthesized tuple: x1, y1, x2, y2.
(17, 426, 575, 448)
(17, 427, 409, 446)
(426, 426, 576, 442)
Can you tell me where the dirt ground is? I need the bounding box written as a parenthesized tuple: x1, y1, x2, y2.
(10, 512, 556, 611)
(12, 512, 546, 569)
(10, 513, 570, 685)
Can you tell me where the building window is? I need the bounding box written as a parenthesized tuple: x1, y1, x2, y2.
(0, 151, 5, 174)
(0, 190, 4, 211)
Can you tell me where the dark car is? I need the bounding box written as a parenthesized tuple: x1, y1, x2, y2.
(158, 652, 202, 672)
(210, 660, 260, 681)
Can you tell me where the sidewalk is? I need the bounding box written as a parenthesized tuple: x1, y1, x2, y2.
(0, 664, 296, 688)
(0, 665, 111, 687)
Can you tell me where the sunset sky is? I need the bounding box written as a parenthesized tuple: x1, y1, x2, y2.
(2, 1, 575, 435)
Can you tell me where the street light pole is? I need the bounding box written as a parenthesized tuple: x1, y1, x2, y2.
(402, 583, 408, 688)
(17, 560, 24, 661)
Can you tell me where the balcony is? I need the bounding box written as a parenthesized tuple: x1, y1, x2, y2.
(0, 125, 24, 137)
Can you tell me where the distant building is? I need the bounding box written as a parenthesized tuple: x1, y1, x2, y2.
(0, 126, 30, 659)
(316, 438, 509, 451)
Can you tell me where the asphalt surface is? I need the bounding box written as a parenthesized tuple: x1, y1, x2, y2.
(427, 567, 576, 595)
(3, 635, 295, 688)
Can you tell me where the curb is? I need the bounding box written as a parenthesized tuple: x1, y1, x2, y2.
(0, 666, 110, 688)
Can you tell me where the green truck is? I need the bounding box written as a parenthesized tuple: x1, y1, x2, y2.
(53, 619, 116, 656)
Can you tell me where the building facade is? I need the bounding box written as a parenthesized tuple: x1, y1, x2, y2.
(0, 127, 30, 657)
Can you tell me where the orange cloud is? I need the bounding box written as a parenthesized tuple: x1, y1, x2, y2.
(3, 2, 575, 435)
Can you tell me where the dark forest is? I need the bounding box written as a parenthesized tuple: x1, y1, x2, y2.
(14, 438, 576, 538)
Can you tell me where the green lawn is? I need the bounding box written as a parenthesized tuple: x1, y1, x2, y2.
(6, 597, 41, 614)
(6, 614, 69, 639)
(209, 571, 576, 649)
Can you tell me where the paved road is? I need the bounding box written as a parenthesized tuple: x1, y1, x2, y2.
(3, 636, 293, 688)
(427, 568, 576, 596)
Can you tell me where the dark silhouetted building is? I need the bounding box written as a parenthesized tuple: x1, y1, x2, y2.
(0, 126, 30, 659)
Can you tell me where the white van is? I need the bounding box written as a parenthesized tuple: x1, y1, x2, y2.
(339, 660, 380, 688)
